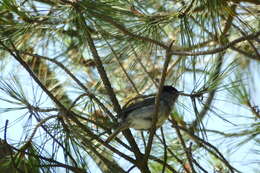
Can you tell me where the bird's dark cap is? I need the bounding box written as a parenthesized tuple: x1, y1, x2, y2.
(162, 85, 179, 93)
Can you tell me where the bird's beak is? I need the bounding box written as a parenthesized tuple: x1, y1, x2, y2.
(178, 91, 186, 96)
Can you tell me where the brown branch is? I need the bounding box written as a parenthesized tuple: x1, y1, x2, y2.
(231, 24, 260, 57)
(9, 145, 85, 173)
(231, 46, 260, 61)
(170, 122, 239, 173)
(160, 128, 168, 173)
(80, 140, 127, 173)
(29, 106, 58, 112)
(190, 8, 235, 130)
(144, 42, 174, 162)
(131, 45, 158, 87)
(154, 133, 190, 172)
(192, 158, 208, 173)
(167, 148, 191, 173)
(1, 40, 137, 171)
(183, 0, 196, 14)
(149, 155, 178, 173)
(104, 38, 140, 95)
(75, 113, 133, 151)
(90, 12, 168, 49)
(1, 41, 119, 168)
(169, 31, 260, 56)
(172, 119, 196, 173)
(84, 25, 121, 114)
(4, 120, 25, 173)
(228, 0, 260, 5)
(20, 52, 115, 121)
(31, 112, 78, 166)
(0, 41, 66, 111)
(81, 19, 149, 172)
(61, 113, 137, 164)
(25, 115, 58, 146)
(246, 101, 260, 119)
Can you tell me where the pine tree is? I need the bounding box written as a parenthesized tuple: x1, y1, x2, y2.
(0, 0, 259, 172)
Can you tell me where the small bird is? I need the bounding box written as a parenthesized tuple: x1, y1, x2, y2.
(106, 85, 180, 143)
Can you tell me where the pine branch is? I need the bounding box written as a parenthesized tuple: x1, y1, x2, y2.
(169, 31, 260, 56)
(20, 52, 115, 121)
(144, 42, 174, 163)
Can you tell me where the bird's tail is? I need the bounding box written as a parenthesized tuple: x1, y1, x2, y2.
(106, 123, 129, 143)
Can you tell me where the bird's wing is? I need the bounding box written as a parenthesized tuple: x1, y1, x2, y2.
(120, 97, 155, 119)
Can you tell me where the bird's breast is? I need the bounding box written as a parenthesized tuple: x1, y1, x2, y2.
(126, 103, 170, 130)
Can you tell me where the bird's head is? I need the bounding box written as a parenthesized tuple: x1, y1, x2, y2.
(162, 85, 179, 94)
(162, 85, 180, 103)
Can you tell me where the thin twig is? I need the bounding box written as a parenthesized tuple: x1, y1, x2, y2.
(25, 115, 58, 144)
(20, 52, 115, 121)
(144, 41, 174, 162)
(127, 165, 136, 173)
(9, 145, 85, 173)
(141, 132, 147, 148)
(155, 133, 190, 172)
(169, 31, 260, 56)
(167, 147, 191, 173)
(104, 38, 140, 94)
(80, 139, 127, 173)
(4, 120, 8, 141)
(160, 127, 168, 173)
(1, 40, 133, 170)
(170, 122, 238, 173)
(192, 158, 208, 173)
(183, 0, 196, 14)
(84, 24, 144, 163)
(0, 41, 65, 111)
(231, 46, 260, 61)
(4, 120, 24, 173)
(232, 24, 260, 57)
(131, 45, 158, 87)
(172, 119, 196, 173)
(68, 93, 88, 110)
(149, 155, 178, 173)
(84, 25, 121, 113)
(90, 10, 168, 49)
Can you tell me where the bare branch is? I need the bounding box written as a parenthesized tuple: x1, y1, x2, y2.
(169, 31, 260, 56)
(144, 42, 174, 162)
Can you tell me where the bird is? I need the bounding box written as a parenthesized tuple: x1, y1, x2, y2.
(106, 85, 180, 143)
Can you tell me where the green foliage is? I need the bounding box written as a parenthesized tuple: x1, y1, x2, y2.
(0, 0, 259, 172)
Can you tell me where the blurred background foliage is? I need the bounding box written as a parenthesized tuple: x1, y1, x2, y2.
(0, 0, 259, 172)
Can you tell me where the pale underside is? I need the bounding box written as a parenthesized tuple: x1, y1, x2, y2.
(121, 102, 170, 130)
